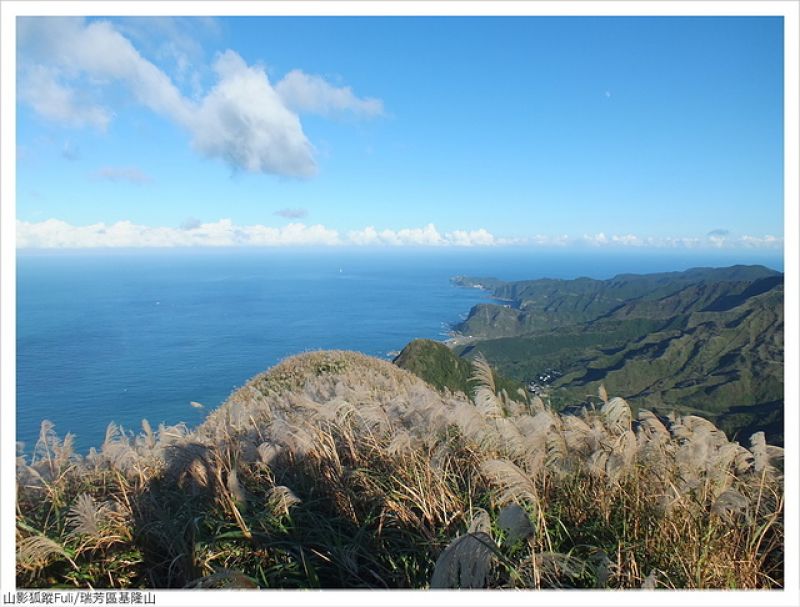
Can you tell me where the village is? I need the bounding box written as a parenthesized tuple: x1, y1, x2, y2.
(526, 368, 563, 396)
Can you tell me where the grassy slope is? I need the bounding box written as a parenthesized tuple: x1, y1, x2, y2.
(16, 351, 785, 590)
(393, 338, 522, 398)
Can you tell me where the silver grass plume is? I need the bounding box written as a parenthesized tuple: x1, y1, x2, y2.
(449, 402, 490, 447)
(53, 433, 76, 472)
(17, 535, 72, 572)
(604, 453, 626, 483)
(705, 442, 740, 497)
(672, 416, 727, 448)
(767, 444, 784, 471)
(66, 493, 109, 539)
(267, 486, 302, 517)
(588, 449, 610, 479)
(33, 420, 56, 463)
(184, 568, 258, 589)
(590, 549, 613, 588)
(141, 419, 156, 450)
(188, 459, 209, 489)
(85, 448, 103, 474)
(33, 420, 62, 479)
(481, 459, 539, 507)
(517, 409, 558, 444)
(734, 446, 756, 475)
(16, 442, 27, 464)
(103, 422, 119, 451)
(470, 353, 496, 394)
(257, 442, 283, 466)
(503, 397, 527, 417)
(226, 468, 247, 508)
(711, 489, 750, 522)
(600, 397, 631, 435)
(614, 429, 638, 468)
(166, 442, 210, 483)
(100, 422, 137, 475)
(474, 385, 504, 420)
(545, 430, 570, 477)
(237, 436, 261, 465)
(387, 429, 413, 457)
(750, 432, 772, 473)
(467, 508, 492, 534)
(561, 415, 595, 455)
(637, 410, 669, 444)
(598, 383, 608, 404)
(529, 394, 546, 414)
(157, 422, 190, 442)
(498, 503, 533, 543)
(269, 418, 316, 457)
(492, 417, 529, 459)
(471, 354, 503, 419)
(642, 570, 658, 589)
(534, 552, 588, 584)
(430, 532, 496, 589)
(429, 443, 453, 471)
(354, 403, 392, 433)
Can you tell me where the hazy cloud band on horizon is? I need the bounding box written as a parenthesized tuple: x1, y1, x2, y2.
(15, 219, 783, 250)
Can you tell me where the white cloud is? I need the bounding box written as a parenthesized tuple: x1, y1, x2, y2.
(16, 219, 784, 250)
(739, 234, 781, 248)
(180, 217, 203, 230)
(347, 223, 488, 247)
(91, 166, 152, 184)
(18, 65, 112, 130)
(242, 222, 341, 246)
(18, 18, 190, 121)
(274, 208, 308, 219)
(17, 17, 383, 178)
(275, 69, 384, 118)
(610, 234, 642, 246)
(575, 232, 782, 249)
(61, 140, 80, 161)
(188, 51, 315, 177)
(445, 228, 496, 247)
(16, 219, 342, 248)
(527, 234, 570, 247)
(114, 16, 216, 98)
(18, 220, 501, 249)
(583, 232, 609, 246)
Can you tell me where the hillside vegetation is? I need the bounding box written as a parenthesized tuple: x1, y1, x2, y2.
(17, 351, 783, 590)
(452, 266, 784, 444)
(453, 266, 780, 338)
(393, 338, 522, 396)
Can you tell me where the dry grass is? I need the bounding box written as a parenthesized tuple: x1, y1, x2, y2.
(16, 350, 783, 589)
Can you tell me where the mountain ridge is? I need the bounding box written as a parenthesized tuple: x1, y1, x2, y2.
(447, 265, 783, 444)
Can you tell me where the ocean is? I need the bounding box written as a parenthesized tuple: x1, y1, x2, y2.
(16, 247, 783, 453)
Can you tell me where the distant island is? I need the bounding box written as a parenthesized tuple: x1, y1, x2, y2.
(445, 265, 783, 445)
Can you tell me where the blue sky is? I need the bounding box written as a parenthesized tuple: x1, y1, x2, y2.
(15, 16, 784, 249)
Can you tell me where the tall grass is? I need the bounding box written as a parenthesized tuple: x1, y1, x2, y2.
(16, 351, 783, 589)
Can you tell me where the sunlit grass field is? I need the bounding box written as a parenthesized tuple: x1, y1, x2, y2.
(16, 351, 783, 589)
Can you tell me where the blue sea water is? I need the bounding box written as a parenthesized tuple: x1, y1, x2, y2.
(16, 247, 783, 453)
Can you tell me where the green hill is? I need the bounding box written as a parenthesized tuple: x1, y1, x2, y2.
(455, 265, 781, 338)
(393, 338, 522, 398)
(452, 266, 784, 444)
